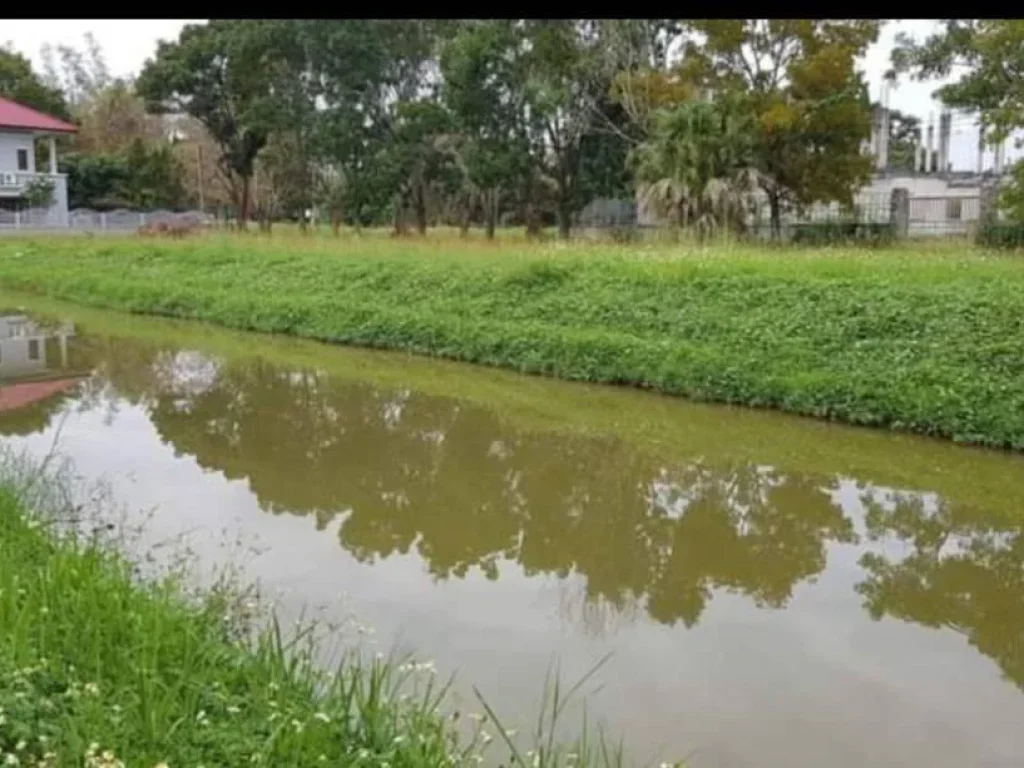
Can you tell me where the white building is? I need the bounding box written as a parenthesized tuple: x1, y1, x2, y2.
(0, 96, 77, 228)
(0, 314, 74, 380)
(860, 106, 1008, 236)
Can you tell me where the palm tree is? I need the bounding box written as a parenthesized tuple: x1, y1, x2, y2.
(633, 97, 760, 240)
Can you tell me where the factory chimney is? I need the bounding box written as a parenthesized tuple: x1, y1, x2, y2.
(938, 111, 951, 175)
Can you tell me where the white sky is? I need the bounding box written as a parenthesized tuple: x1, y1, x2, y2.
(1, 18, 1017, 171)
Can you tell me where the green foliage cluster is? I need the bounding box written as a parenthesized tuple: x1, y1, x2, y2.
(0, 46, 70, 120)
(977, 222, 1024, 250)
(130, 20, 883, 236)
(0, 237, 1022, 450)
(61, 140, 187, 211)
(20, 177, 56, 209)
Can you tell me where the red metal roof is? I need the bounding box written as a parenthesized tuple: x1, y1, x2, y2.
(0, 378, 82, 412)
(0, 96, 77, 134)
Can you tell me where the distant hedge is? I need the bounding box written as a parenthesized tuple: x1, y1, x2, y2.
(977, 222, 1024, 250)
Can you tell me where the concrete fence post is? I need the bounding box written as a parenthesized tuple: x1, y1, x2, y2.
(889, 187, 910, 238)
(979, 184, 1000, 226)
(100, 212, 107, 231)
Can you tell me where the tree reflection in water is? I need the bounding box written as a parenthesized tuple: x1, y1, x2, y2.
(856, 486, 1024, 690)
(5, 330, 1023, 693)
(62, 338, 856, 631)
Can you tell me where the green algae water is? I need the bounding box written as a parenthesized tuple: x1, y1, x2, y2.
(1, 294, 1023, 768)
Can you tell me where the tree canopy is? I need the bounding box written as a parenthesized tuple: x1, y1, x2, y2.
(0, 45, 69, 119)
(893, 21, 1024, 220)
(8, 20, 896, 236)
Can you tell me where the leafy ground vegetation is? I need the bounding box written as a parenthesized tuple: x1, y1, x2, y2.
(0, 234, 1023, 450)
(0, 448, 632, 768)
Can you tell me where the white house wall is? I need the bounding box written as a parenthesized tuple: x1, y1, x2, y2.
(0, 129, 71, 228)
(0, 336, 49, 379)
(0, 130, 35, 173)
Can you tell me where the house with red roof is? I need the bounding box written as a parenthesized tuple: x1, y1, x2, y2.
(0, 96, 77, 228)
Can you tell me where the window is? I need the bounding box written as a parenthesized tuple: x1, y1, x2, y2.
(27, 339, 39, 361)
(946, 198, 963, 221)
(16, 149, 28, 171)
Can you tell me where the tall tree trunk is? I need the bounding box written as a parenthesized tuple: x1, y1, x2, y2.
(557, 199, 571, 240)
(525, 200, 541, 240)
(459, 194, 471, 238)
(238, 174, 251, 230)
(393, 192, 409, 237)
(414, 182, 428, 236)
(523, 174, 541, 240)
(485, 188, 498, 240)
(769, 193, 782, 241)
(331, 204, 342, 236)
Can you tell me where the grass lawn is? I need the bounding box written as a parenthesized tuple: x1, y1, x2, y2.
(0, 232, 1021, 449)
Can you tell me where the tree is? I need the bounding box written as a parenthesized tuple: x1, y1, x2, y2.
(882, 107, 922, 172)
(0, 45, 69, 119)
(136, 21, 303, 227)
(61, 140, 186, 211)
(521, 20, 605, 238)
(121, 138, 187, 210)
(439, 20, 531, 239)
(675, 20, 882, 237)
(632, 95, 758, 238)
(21, 176, 55, 209)
(314, 165, 347, 235)
(604, 20, 690, 137)
(61, 153, 130, 209)
(39, 32, 111, 111)
(997, 161, 1024, 224)
(386, 99, 455, 235)
(891, 21, 1024, 142)
(892, 21, 1024, 220)
(71, 78, 164, 155)
(169, 115, 235, 214)
(305, 21, 441, 231)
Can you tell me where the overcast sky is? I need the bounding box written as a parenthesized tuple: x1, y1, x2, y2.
(2, 18, 1018, 171)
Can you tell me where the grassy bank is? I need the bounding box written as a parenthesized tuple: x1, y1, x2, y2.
(1, 235, 1023, 449)
(8, 291, 1024, 522)
(0, 455, 629, 767)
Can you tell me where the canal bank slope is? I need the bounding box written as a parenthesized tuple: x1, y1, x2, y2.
(0, 458, 613, 768)
(0, 236, 1022, 450)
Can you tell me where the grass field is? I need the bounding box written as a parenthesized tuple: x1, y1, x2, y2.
(0, 448, 628, 768)
(0, 232, 1022, 450)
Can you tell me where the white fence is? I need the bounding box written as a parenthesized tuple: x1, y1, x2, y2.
(0, 207, 213, 233)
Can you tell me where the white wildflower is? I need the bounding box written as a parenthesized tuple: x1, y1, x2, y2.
(313, 712, 330, 723)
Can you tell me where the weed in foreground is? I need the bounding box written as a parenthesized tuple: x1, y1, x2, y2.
(0, 446, 658, 767)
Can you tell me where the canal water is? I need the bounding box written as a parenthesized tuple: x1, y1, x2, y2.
(1, 296, 1023, 768)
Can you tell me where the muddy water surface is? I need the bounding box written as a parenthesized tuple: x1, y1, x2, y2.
(1, 297, 1023, 768)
